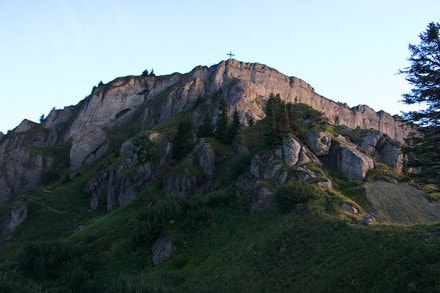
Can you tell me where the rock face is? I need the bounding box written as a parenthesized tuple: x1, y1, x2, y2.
(151, 231, 175, 265)
(70, 127, 108, 171)
(324, 139, 375, 181)
(0, 122, 64, 203)
(0, 59, 412, 204)
(0, 202, 27, 245)
(359, 131, 403, 171)
(238, 137, 328, 211)
(195, 139, 215, 179)
(86, 162, 154, 212)
(305, 131, 332, 156)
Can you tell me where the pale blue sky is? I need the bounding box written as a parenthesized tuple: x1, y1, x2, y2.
(0, 0, 439, 132)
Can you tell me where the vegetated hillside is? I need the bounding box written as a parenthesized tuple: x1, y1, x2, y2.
(0, 60, 438, 291)
(0, 93, 438, 292)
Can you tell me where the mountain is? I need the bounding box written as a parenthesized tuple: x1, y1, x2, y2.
(0, 59, 438, 292)
(0, 59, 411, 203)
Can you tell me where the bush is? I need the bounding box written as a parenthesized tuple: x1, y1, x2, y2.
(133, 135, 156, 164)
(274, 182, 320, 214)
(228, 153, 251, 182)
(18, 241, 81, 279)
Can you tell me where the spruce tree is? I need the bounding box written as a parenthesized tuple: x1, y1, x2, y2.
(228, 108, 241, 142)
(215, 98, 230, 143)
(264, 93, 285, 147)
(400, 22, 440, 183)
(197, 112, 214, 138)
(172, 119, 195, 161)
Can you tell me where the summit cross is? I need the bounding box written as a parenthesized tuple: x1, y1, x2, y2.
(227, 51, 235, 59)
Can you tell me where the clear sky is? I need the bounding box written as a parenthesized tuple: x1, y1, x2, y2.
(0, 0, 439, 133)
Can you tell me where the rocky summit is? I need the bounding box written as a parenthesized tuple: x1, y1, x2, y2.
(0, 59, 438, 292)
(0, 59, 411, 203)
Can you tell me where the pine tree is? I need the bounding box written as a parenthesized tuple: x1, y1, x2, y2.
(215, 98, 230, 143)
(197, 112, 214, 138)
(172, 120, 195, 161)
(400, 22, 440, 183)
(227, 108, 241, 141)
(264, 93, 285, 147)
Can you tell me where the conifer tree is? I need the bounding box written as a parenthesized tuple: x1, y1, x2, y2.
(228, 108, 241, 141)
(215, 97, 230, 143)
(264, 93, 285, 147)
(400, 22, 440, 183)
(172, 119, 195, 161)
(197, 112, 214, 138)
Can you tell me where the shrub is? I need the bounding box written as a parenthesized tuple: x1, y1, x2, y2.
(274, 181, 320, 214)
(133, 135, 156, 164)
(18, 241, 81, 279)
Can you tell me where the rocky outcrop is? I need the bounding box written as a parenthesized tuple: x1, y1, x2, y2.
(0, 202, 27, 245)
(236, 179, 274, 211)
(238, 137, 329, 211)
(305, 131, 332, 156)
(86, 162, 154, 211)
(70, 127, 108, 171)
(324, 137, 375, 181)
(0, 124, 63, 203)
(249, 137, 320, 184)
(164, 139, 216, 197)
(359, 131, 403, 171)
(195, 139, 215, 179)
(151, 231, 175, 265)
(0, 132, 3, 141)
(13, 119, 37, 133)
(164, 166, 199, 196)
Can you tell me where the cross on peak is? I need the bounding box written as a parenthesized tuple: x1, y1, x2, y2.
(227, 51, 235, 60)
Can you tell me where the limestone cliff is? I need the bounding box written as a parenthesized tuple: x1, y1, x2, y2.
(0, 59, 412, 203)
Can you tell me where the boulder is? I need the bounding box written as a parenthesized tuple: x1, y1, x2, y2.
(305, 131, 332, 156)
(341, 203, 358, 214)
(282, 137, 302, 166)
(359, 215, 375, 226)
(375, 136, 403, 171)
(359, 131, 403, 171)
(359, 131, 382, 155)
(151, 231, 176, 265)
(325, 139, 375, 181)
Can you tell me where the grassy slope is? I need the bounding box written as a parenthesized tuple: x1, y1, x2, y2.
(0, 174, 438, 292)
(0, 110, 439, 291)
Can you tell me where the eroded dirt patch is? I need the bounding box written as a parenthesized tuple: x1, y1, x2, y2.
(365, 181, 440, 224)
